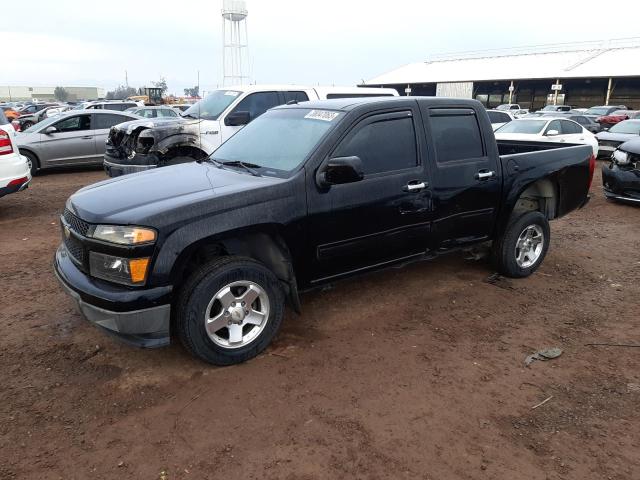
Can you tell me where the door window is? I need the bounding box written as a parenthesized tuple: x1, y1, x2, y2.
(560, 120, 582, 134)
(158, 108, 178, 117)
(572, 116, 588, 125)
(94, 114, 133, 130)
(53, 115, 91, 132)
(545, 120, 562, 135)
(430, 110, 484, 162)
(284, 91, 309, 103)
(333, 114, 417, 175)
(231, 92, 280, 121)
(138, 109, 156, 118)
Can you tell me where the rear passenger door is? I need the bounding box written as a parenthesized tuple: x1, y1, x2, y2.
(422, 106, 501, 247)
(559, 119, 585, 143)
(305, 106, 433, 283)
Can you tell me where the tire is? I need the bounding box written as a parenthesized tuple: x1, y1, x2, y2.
(492, 211, 550, 278)
(21, 121, 34, 130)
(21, 151, 39, 176)
(176, 256, 285, 365)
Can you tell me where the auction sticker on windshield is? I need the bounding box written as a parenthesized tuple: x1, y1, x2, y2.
(224, 91, 240, 96)
(304, 110, 340, 122)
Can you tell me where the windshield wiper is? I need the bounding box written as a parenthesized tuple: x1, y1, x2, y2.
(181, 113, 199, 119)
(214, 159, 262, 176)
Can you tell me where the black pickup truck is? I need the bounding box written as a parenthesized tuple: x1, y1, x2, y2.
(55, 97, 595, 365)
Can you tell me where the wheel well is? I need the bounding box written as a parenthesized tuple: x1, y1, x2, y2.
(161, 145, 208, 162)
(513, 179, 558, 220)
(172, 229, 301, 313)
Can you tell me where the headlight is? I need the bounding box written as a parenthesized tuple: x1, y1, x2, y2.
(89, 252, 150, 285)
(91, 225, 156, 245)
(613, 149, 630, 165)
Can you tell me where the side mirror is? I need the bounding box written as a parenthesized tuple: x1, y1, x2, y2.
(225, 110, 250, 126)
(317, 156, 364, 187)
(44, 126, 58, 135)
(546, 129, 559, 137)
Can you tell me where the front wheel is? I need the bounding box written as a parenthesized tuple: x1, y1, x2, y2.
(176, 256, 285, 365)
(492, 211, 550, 278)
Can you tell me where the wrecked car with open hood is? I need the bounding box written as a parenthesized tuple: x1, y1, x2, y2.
(103, 117, 208, 177)
(602, 137, 640, 205)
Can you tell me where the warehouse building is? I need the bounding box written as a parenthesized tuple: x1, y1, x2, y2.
(0, 85, 105, 102)
(363, 37, 640, 110)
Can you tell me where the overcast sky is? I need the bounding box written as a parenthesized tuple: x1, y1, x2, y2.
(3, 0, 637, 95)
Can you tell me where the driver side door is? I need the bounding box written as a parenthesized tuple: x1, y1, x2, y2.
(38, 114, 96, 165)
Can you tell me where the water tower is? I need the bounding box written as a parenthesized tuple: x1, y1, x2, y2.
(222, 0, 250, 86)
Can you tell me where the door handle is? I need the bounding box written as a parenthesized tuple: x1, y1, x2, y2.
(475, 170, 496, 180)
(404, 181, 427, 192)
(81, 135, 92, 140)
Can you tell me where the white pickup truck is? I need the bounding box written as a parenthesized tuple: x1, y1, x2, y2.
(103, 84, 398, 177)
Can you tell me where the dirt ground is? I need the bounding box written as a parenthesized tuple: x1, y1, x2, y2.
(0, 164, 638, 480)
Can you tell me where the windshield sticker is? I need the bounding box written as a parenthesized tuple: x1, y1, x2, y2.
(224, 91, 240, 96)
(304, 110, 339, 122)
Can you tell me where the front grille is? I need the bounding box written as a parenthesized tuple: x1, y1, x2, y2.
(64, 235, 85, 263)
(63, 208, 90, 236)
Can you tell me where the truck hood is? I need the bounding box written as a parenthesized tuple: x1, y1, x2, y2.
(67, 161, 281, 225)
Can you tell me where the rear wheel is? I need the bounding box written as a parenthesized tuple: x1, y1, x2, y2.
(21, 121, 34, 130)
(493, 211, 550, 278)
(176, 256, 285, 365)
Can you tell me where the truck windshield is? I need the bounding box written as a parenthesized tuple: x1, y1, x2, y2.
(609, 120, 640, 134)
(211, 108, 342, 177)
(495, 120, 547, 134)
(183, 90, 241, 120)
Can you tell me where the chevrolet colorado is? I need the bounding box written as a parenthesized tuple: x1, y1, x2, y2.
(55, 97, 595, 365)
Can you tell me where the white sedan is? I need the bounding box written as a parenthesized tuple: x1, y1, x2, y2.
(494, 117, 599, 156)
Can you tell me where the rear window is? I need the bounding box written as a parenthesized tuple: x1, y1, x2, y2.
(495, 119, 547, 134)
(430, 109, 484, 162)
(487, 111, 510, 123)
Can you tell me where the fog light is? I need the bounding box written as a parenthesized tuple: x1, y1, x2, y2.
(89, 252, 150, 286)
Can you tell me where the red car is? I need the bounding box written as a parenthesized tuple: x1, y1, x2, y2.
(597, 110, 640, 129)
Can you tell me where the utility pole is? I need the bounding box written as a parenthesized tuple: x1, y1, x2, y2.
(125, 70, 129, 88)
(605, 77, 613, 105)
(197, 70, 200, 97)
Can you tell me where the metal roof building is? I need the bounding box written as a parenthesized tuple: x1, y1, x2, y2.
(363, 37, 640, 110)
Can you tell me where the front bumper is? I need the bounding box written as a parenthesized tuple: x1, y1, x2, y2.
(597, 145, 617, 158)
(601, 162, 640, 205)
(54, 245, 172, 348)
(104, 159, 156, 178)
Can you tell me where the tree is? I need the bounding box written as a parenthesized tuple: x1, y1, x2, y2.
(152, 77, 168, 95)
(184, 86, 200, 98)
(54, 86, 69, 102)
(105, 85, 137, 100)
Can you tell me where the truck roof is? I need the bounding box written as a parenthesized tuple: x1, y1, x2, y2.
(274, 96, 480, 112)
